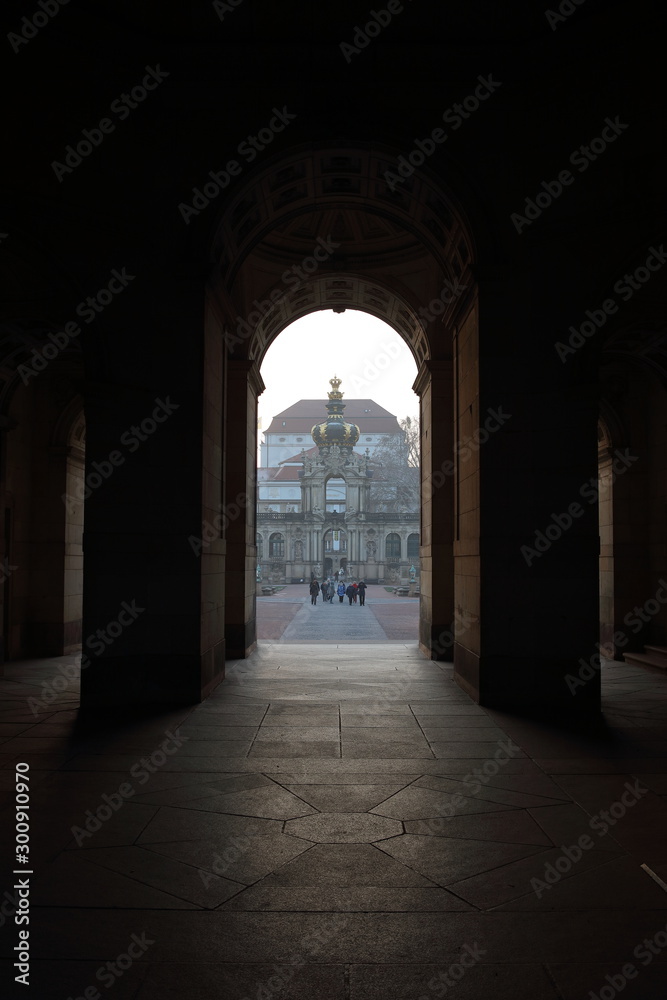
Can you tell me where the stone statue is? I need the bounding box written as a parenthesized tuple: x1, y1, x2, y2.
(256, 563, 262, 581)
(294, 539, 303, 560)
(366, 539, 376, 559)
(410, 564, 416, 581)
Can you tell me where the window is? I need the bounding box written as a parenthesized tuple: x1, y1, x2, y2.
(386, 533, 401, 558)
(407, 533, 419, 558)
(326, 477, 346, 511)
(296, 437, 303, 442)
(325, 530, 347, 553)
(269, 532, 285, 558)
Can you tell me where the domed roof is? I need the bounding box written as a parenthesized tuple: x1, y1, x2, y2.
(311, 376, 360, 450)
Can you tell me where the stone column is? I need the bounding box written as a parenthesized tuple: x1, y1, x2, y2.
(224, 359, 264, 658)
(81, 277, 225, 708)
(414, 360, 455, 659)
(453, 277, 600, 715)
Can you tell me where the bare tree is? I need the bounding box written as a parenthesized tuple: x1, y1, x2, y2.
(369, 415, 420, 512)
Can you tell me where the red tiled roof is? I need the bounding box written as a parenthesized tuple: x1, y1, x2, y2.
(265, 399, 401, 434)
(271, 467, 301, 481)
(257, 466, 302, 482)
(279, 446, 319, 464)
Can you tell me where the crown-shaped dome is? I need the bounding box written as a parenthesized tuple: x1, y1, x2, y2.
(311, 376, 360, 450)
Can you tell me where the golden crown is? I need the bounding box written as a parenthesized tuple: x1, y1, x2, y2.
(328, 375, 343, 399)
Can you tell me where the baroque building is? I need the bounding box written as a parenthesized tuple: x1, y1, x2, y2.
(257, 378, 419, 585)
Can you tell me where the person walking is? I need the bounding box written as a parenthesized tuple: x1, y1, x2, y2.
(357, 580, 367, 606)
(346, 583, 355, 606)
(352, 582, 358, 603)
(309, 579, 320, 605)
(337, 582, 346, 603)
(321, 581, 329, 602)
(328, 580, 335, 603)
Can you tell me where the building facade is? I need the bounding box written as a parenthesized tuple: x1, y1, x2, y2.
(257, 378, 420, 585)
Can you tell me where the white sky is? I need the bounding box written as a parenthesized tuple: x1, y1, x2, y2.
(258, 310, 419, 434)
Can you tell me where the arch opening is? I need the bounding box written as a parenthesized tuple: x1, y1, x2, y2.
(211, 141, 475, 664)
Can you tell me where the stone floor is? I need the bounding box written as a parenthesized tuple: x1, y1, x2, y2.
(1, 647, 667, 998)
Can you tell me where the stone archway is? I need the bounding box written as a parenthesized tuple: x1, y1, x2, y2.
(207, 142, 477, 661)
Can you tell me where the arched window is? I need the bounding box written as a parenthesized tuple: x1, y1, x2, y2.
(386, 533, 401, 558)
(256, 534, 263, 560)
(326, 477, 346, 512)
(269, 532, 285, 558)
(407, 533, 419, 558)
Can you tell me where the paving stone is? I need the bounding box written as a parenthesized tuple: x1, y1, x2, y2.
(481, 773, 573, 799)
(146, 834, 312, 885)
(183, 784, 318, 820)
(549, 963, 667, 1000)
(342, 742, 434, 759)
(372, 785, 518, 821)
(349, 963, 560, 999)
(136, 805, 283, 845)
(76, 845, 244, 907)
(255, 726, 340, 741)
(429, 741, 528, 758)
(33, 852, 198, 909)
(526, 801, 630, 851)
(221, 886, 473, 911)
(12, 961, 149, 1000)
(410, 705, 492, 716)
(65, 802, 161, 850)
(136, 962, 346, 1000)
(447, 839, 628, 910)
(419, 726, 511, 741)
(404, 810, 553, 846)
(339, 706, 415, 718)
(0, 722, 38, 736)
(343, 727, 430, 744)
(166, 739, 254, 756)
(379, 834, 547, 885)
(261, 843, 435, 887)
(248, 741, 341, 758)
(260, 714, 340, 727)
(284, 783, 410, 812)
(32, 909, 667, 965)
(278, 773, 419, 786)
(495, 854, 667, 911)
(172, 726, 259, 741)
(130, 775, 271, 806)
(286, 811, 402, 843)
(414, 775, 566, 808)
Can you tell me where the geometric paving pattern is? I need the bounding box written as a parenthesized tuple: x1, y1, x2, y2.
(1, 648, 667, 999)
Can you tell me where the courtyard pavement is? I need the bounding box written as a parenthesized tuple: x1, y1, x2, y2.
(257, 584, 419, 642)
(0, 647, 667, 998)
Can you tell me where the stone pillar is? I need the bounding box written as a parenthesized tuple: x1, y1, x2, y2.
(452, 278, 600, 715)
(81, 278, 225, 708)
(414, 360, 455, 659)
(224, 360, 264, 658)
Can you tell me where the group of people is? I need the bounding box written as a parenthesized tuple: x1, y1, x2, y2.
(309, 579, 367, 606)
